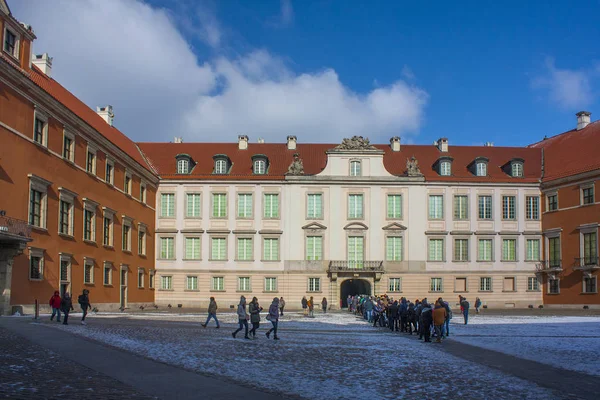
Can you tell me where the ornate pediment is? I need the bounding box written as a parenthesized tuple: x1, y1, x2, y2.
(382, 222, 407, 231)
(302, 222, 327, 230)
(343, 222, 368, 230)
(335, 136, 377, 151)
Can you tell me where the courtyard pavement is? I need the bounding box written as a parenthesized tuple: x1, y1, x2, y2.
(1, 310, 599, 399)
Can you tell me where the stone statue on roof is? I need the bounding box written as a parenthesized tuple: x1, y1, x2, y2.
(406, 156, 423, 177)
(286, 153, 304, 175)
(335, 136, 377, 150)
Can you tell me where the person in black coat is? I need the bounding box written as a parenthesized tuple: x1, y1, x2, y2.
(78, 289, 92, 325)
(60, 292, 74, 325)
(388, 301, 399, 331)
(420, 301, 433, 342)
(407, 303, 416, 335)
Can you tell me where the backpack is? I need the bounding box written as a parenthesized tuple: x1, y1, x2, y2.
(78, 295, 85, 305)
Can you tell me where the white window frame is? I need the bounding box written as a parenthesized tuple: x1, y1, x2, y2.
(430, 277, 443, 292)
(214, 159, 228, 174)
(210, 237, 228, 261)
(385, 235, 403, 262)
(478, 195, 493, 220)
(525, 196, 540, 220)
(525, 238, 541, 261)
(253, 159, 266, 175)
(83, 258, 95, 285)
(349, 160, 361, 177)
(511, 162, 523, 177)
(160, 193, 176, 218)
(32, 110, 48, 147)
(28, 174, 51, 229)
(82, 198, 98, 242)
(161, 275, 173, 290)
(428, 238, 445, 262)
(527, 276, 540, 292)
(211, 276, 225, 291)
(105, 158, 115, 185)
(28, 247, 44, 281)
(3, 24, 20, 59)
(389, 277, 402, 292)
(502, 195, 516, 220)
(453, 195, 468, 220)
(137, 268, 145, 288)
(264, 277, 278, 292)
(348, 193, 364, 219)
(308, 277, 321, 292)
(263, 193, 280, 219)
(454, 238, 469, 262)
(581, 184, 595, 205)
(386, 194, 402, 219)
(140, 181, 147, 204)
(177, 159, 189, 174)
(212, 193, 228, 218)
(237, 193, 253, 219)
(479, 277, 492, 292)
(184, 236, 201, 260)
(428, 195, 444, 220)
(477, 238, 493, 262)
(186, 192, 202, 218)
(122, 216, 133, 252)
(62, 130, 75, 163)
(236, 237, 253, 261)
(238, 276, 251, 292)
(159, 236, 175, 260)
(86, 145, 97, 175)
(103, 262, 113, 286)
(440, 161, 451, 176)
(102, 207, 115, 247)
(137, 223, 147, 256)
(58, 187, 77, 237)
(124, 170, 132, 195)
(476, 162, 487, 177)
(583, 276, 597, 294)
(307, 193, 323, 219)
(262, 237, 280, 261)
(186, 276, 199, 291)
(501, 238, 517, 262)
(306, 235, 323, 261)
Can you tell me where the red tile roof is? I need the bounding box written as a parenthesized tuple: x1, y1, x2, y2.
(529, 120, 600, 182)
(138, 142, 542, 183)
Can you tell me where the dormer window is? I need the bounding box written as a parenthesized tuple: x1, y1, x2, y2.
(252, 155, 268, 175)
(350, 160, 361, 176)
(473, 157, 489, 177)
(437, 156, 453, 176)
(510, 158, 524, 178)
(213, 154, 230, 175)
(175, 154, 193, 174)
(3, 26, 18, 59)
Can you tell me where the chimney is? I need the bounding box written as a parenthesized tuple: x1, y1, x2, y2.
(173, 137, 183, 143)
(576, 111, 591, 130)
(437, 137, 448, 152)
(389, 136, 401, 152)
(32, 53, 52, 77)
(257, 138, 265, 144)
(238, 135, 249, 150)
(96, 105, 114, 126)
(287, 135, 297, 150)
(484, 142, 494, 147)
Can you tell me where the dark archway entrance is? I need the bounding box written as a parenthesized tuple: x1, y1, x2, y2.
(340, 279, 371, 308)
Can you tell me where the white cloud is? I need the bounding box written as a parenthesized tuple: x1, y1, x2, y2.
(532, 58, 595, 109)
(11, 0, 428, 143)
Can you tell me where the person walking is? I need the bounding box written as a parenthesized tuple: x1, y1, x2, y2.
(321, 297, 328, 314)
(302, 296, 308, 316)
(60, 292, 74, 325)
(266, 297, 280, 340)
(433, 301, 447, 343)
(201, 297, 220, 328)
(232, 296, 250, 339)
(248, 297, 263, 339)
(461, 297, 470, 325)
(49, 291, 62, 323)
(279, 297, 286, 316)
(475, 297, 482, 314)
(78, 289, 92, 325)
(308, 296, 315, 317)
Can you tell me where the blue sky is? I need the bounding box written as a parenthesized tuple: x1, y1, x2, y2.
(11, 0, 600, 146)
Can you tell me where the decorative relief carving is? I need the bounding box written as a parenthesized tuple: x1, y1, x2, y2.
(406, 156, 423, 176)
(286, 153, 304, 175)
(335, 136, 377, 150)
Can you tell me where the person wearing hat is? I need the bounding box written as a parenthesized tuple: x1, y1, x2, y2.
(49, 290, 62, 323)
(78, 289, 92, 325)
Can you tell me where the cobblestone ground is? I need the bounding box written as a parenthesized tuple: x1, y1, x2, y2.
(38, 312, 568, 400)
(0, 326, 157, 400)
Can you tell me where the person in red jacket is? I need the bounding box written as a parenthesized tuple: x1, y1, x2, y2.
(49, 291, 62, 323)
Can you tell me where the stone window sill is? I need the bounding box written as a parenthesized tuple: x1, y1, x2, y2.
(502, 290, 517, 293)
(103, 245, 114, 250)
(183, 258, 202, 262)
(580, 292, 598, 295)
(184, 289, 200, 292)
(31, 226, 48, 233)
(58, 233, 74, 240)
(104, 284, 113, 287)
(84, 283, 95, 286)
(210, 290, 226, 292)
(83, 239, 96, 245)
(526, 290, 541, 292)
(158, 289, 174, 292)
(478, 290, 493, 293)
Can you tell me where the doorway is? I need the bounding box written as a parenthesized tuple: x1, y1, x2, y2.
(340, 279, 371, 308)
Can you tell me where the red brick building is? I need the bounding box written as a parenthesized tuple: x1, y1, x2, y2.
(530, 112, 600, 307)
(0, 1, 158, 313)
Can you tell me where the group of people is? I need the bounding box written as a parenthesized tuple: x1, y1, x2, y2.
(348, 294, 480, 343)
(301, 296, 328, 317)
(48, 289, 92, 325)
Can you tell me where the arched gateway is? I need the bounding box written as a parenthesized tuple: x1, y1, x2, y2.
(340, 279, 371, 308)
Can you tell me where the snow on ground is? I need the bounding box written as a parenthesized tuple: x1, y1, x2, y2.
(41, 311, 562, 400)
(449, 314, 600, 377)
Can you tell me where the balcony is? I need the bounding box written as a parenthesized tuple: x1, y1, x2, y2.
(535, 260, 562, 279)
(328, 260, 384, 273)
(574, 257, 600, 277)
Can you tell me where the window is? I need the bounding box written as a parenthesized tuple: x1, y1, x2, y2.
(502, 196, 516, 219)
(237, 194, 252, 218)
(526, 239, 540, 261)
(161, 193, 175, 217)
(3, 27, 17, 57)
(548, 278, 559, 294)
(525, 196, 539, 220)
(29, 253, 43, 280)
(186, 193, 201, 218)
(428, 239, 444, 261)
(149, 270, 155, 289)
(387, 194, 402, 219)
(33, 116, 46, 146)
(430, 278, 443, 292)
(265, 277, 277, 292)
(527, 277, 539, 291)
(503, 277, 515, 292)
(455, 277, 467, 292)
(386, 236, 403, 261)
(548, 237, 561, 268)
(211, 237, 227, 260)
(480, 277, 492, 292)
(389, 278, 402, 292)
(105, 159, 114, 185)
(583, 232, 597, 264)
(511, 162, 523, 177)
(263, 194, 279, 218)
(84, 209, 95, 241)
(124, 173, 132, 195)
(307, 194, 323, 219)
(476, 162, 487, 177)
(84, 261, 94, 284)
(177, 159, 189, 174)
(348, 236, 364, 268)
(214, 159, 227, 174)
(582, 187, 594, 205)
(583, 277, 597, 294)
(350, 160, 361, 176)
(140, 183, 147, 204)
(454, 239, 469, 261)
(263, 238, 279, 261)
(237, 238, 253, 261)
(160, 237, 175, 259)
(86, 147, 96, 174)
(306, 236, 323, 261)
(122, 223, 131, 251)
(103, 215, 113, 247)
(185, 237, 201, 260)
(138, 269, 144, 288)
(478, 239, 493, 261)
(103, 263, 112, 286)
(502, 239, 517, 261)
(453, 196, 468, 220)
(29, 188, 43, 227)
(212, 276, 224, 291)
(428, 195, 443, 219)
(212, 193, 227, 218)
(161, 276, 173, 290)
(478, 196, 492, 219)
(547, 194, 558, 211)
(440, 161, 451, 176)
(138, 228, 146, 255)
(253, 159, 266, 174)
(59, 200, 73, 236)
(238, 277, 251, 291)
(308, 278, 321, 292)
(348, 194, 364, 219)
(63, 132, 74, 162)
(186, 276, 198, 291)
